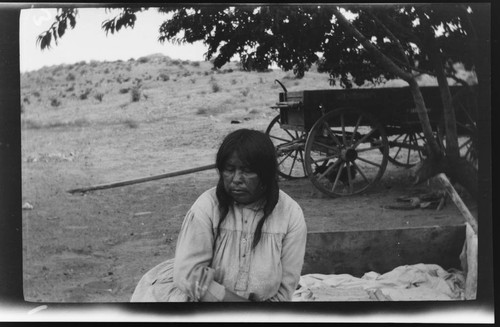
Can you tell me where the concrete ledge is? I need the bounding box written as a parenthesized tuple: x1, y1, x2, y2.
(302, 224, 466, 277)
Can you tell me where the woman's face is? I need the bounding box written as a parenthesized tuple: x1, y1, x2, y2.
(222, 151, 264, 204)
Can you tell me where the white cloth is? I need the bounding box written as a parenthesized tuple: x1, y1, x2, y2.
(293, 263, 466, 301)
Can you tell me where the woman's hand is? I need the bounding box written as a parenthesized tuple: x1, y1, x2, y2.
(189, 266, 223, 301)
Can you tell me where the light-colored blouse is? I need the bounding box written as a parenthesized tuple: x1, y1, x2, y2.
(173, 187, 307, 301)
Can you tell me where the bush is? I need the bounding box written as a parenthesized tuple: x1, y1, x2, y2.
(211, 82, 221, 93)
(123, 119, 139, 128)
(50, 97, 61, 107)
(159, 73, 170, 81)
(240, 88, 250, 97)
(138, 56, 149, 63)
(94, 92, 104, 102)
(119, 88, 130, 94)
(79, 88, 91, 100)
(66, 73, 76, 81)
(190, 61, 200, 67)
(131, 86, 142, 102)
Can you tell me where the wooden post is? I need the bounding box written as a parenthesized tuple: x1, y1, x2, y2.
(435, 173, 477, 300)
(67, 164, 216, 194)
(436, 173, 478, 235)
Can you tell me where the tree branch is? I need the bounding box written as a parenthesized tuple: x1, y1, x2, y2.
(332, 7, 414, 82)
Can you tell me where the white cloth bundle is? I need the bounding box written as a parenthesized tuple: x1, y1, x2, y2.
(293, 263, 466, 301)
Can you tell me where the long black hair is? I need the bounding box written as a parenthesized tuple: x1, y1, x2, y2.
(214, 129, 279, 249)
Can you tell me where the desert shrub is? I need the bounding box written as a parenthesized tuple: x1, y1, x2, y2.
(66, 73, 76, 81)
(190, 61, 200, 67)
(204, 71, 210, 76)
(138, 56, 149, 63)
(182, 60, 190, 65)
(211, 82, 221, 93)
(79, 88, 91, 100)
(183, 71, 192, 77)
(190, 78, 196, 84)
(66, 85, 74, 92)
(196, 108, 207, 115)
(94, 92, 104, 102)
(90, 60, 99, 67)
(231, 79, 238, 85)
(171, 60, 181, 66)
(50, 97, 61, 107)
(104, 68, 110, 74)
(22, 96, 30, 104)
(158, 73, 170, 81)
(240, 88, 250, 97)
(32, 91, 41, 98)
(123, 119, 139, 128)
(20, 103, 25, 114)
(131, 86, 142, 102)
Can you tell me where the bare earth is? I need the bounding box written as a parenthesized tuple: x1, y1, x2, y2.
(21, 112, 476, 303)
(20, 58, 476, 303)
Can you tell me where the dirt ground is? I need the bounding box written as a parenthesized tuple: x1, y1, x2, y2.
(20, 106, 478, 303)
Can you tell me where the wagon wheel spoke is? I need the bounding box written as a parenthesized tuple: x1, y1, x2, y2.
(322, 122, 343, 147)
(304, 109, 388, 197)
(309, 153, 341, 165)
(346, 161, 354, 193)
(386, 131, 426, 168)
(340, 114, 347, 146)
(352, 126, 377, 149)
(265, 114, 307, 179)
(356, 156, 382, 168)
(357, 144, 387, 153)
(406, 133, 414, 166)
(316, 159, 342, 181)
(351, 115, 363, 145)
(330, 161, 345, 192)
(277, 150, 299, 177)
(352, 161, 369, 184)
(391, 134, 408, 163)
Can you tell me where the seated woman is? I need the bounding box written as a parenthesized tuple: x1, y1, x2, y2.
(130, 128, 307, 302)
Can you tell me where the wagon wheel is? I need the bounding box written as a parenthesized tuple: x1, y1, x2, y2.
(304, 108, 389, 197)
(438, 87, 478, 169)
(386, 129, 428, 168)
(265, 114, 307, 179)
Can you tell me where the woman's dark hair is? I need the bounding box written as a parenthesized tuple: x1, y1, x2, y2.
(214, 129, 279, 249)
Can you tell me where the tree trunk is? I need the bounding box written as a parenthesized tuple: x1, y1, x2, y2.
(427, 36, 460, 160)
(332, 7, 478, 200)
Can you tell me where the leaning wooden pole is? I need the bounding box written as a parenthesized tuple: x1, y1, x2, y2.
(436, 173, 478, 235)
(67, 164, 216, 194)
(436, 173, 477, 300)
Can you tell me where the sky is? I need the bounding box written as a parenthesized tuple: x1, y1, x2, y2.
(19, 7, 210, 72)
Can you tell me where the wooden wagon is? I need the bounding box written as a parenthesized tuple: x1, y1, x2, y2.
(266, 81, 477, 197)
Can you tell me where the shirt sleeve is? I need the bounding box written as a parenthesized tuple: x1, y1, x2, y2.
(173, 197, 217, 299)
(266, 203, 307, 301)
